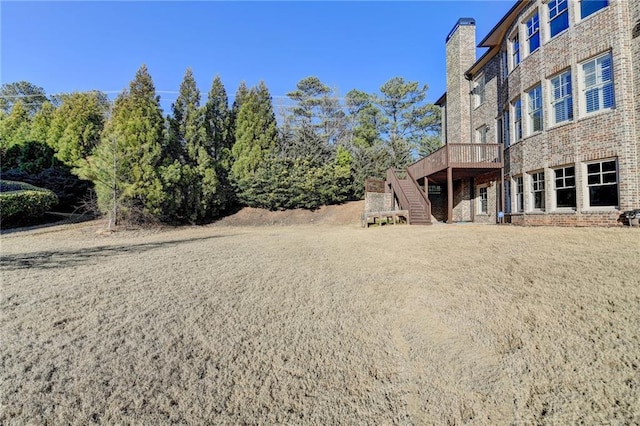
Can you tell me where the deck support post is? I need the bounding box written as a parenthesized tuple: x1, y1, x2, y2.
(447, 167, 453, 223)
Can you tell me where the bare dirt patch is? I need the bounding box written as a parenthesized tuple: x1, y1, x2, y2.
(1, 215, 639, 424)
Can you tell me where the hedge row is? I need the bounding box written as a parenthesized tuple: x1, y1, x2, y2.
(0, 180, 58, 222)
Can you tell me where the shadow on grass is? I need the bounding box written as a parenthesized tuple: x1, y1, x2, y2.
(0, 235, 231, 271)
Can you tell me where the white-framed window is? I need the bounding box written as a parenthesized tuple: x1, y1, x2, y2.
(525, 12, 540, 55)
(478, 185, 488, 214)
(530, 171, 545, 210)
(586, 159, 618, 207)
(511, 33, 521, 68)
(501, 49, 509, 79)
(512, 98, 522, 142)
(550, 70, 573, 124)
(554, 165, 576, 208)
(580, 0, 608, 19)
(475, 125, 488, 144)
(515, 176, 524, 212)
(528, 85, 543, 133)
(474, 74, 485, 107)
(582, 53, 614, 114)
(549, 0, 569, 38)
(502, 110, 510, 148)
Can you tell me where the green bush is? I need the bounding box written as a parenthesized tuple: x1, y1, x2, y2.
(0, 180, 58, 223)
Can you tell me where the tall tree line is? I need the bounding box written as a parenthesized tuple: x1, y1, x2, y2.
(0, 68, 441, 225)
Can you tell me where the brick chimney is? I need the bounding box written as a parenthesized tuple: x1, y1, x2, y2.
(445, 18, 476, 144)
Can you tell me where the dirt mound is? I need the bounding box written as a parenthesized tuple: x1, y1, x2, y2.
(214, 200, 364, 226)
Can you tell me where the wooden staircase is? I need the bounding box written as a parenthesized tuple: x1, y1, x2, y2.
(386, 169, 431, 225)
(397, 179, 430, 225)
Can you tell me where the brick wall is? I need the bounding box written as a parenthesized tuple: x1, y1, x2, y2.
(467, 0, 639, 226)
(446, 22, 476, 144)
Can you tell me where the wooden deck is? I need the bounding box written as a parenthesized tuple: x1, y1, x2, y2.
(407, 143, 502, 180)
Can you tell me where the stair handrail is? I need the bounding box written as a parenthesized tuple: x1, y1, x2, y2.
(386, 168, 412, 223)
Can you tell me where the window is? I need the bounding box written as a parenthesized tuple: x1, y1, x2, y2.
(478, 186, 488, 214)
(528, 85, 543, 133)
(511, 33, 521, 68)
(476, 125, 488, 144)
(551, 70, 573, 124)
(587, 159, 618, 207)
(549, 0, 569, 38)
(583, 53, 614, 114)
(474, 74, 485, 107)
(555, 166, 576, 208)
(503, 111, 510, 148)
(513, 98, 522, 142)
(501, 50, 509, 79)
(531, 171, 545, 210)
(581, 0, 608, 19)
(526, 13, 540, 54)
(515, 176, 524, 212)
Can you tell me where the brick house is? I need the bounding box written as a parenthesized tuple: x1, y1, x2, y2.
(387, 0, 639, 226)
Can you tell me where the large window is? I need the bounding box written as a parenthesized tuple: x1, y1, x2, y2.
(511, 33, 521, 68)
(549, 0, 569, 38)
(515, 176, 524, 212)
(581, 0, 608, 19)
(587, 159, 618, 207)
(504, 180, 512, 214)
(528, 85, 543, 133)
(531, 171, 545, 210)
(513, 98, 522, 142)
(526, 13, 540, 55)
(478, 186, 488, 214)
(555, 166, 576, 208)
(551, 70, 573, 124)
(583, 53, 614, 114)
(474, 74, 485, 107)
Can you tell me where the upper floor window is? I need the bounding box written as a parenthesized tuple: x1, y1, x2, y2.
(511, 33, 521, 68)
(551, 70, 573, 124)
(587, 159, 618, 207)
(549, 0, 569, 38)
(526, 13, 540, 54)
(528, 85, 543, 133)
(502, 110, 510, 148)
(474, 74, 485, 107)
(476, 125, 488, 144)
(580, 0, 608, 19)
(501, 50, 509, 79)
(513, 98, 522, 142)
(582, 53, 614, 114)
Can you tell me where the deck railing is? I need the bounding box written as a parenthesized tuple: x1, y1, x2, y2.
(407, 143, 502, 179)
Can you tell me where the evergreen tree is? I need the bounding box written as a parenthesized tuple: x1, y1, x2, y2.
(228, 81, 249, 157)
(231, 82, 277, 186)
(29, 101, 56, 144)
(204, 75, 230, 161)
(47, 91, 109, 167)
(0, 81, 48, 116)
(78, 65, 165, 223)
(0, 100, 31, 149)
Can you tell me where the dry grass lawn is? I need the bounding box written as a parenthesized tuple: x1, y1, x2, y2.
(1, 204, 639, 424)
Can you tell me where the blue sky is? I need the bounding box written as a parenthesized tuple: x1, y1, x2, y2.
(1, 1, 514, 111)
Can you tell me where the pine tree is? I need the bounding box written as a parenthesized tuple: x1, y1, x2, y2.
(204, 75, 230, 161)
(29, 101, 56, 144)
(0, 100, 31, 149)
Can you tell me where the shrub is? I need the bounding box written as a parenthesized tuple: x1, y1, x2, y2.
(0, 180, 58, 224)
